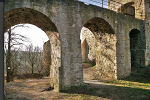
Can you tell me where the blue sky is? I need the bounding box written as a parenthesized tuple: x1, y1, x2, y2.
(79, 0, 108, 8)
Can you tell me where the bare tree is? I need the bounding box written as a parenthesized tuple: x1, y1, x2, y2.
(26, 44, 37, 74)
(21, 51, 30, 74)
(9, 48, 22, 81)
(26, 45, 44, 74)
(34, 46, 43, 74)
(4, 24, 29, 82)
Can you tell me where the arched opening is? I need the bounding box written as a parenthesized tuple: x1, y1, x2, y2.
(81, 17, 117, 81)
(4, 8, 61, 92)
(129, 29, 144, 69)
(4, 23, 49, 76)
(118, 2, 135, 17)
(81, 27, 96, 65)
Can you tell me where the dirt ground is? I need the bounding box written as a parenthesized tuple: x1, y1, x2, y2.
(4, 63, 150, 100)
(4, 78, 113, 100)
(4, 63, 95, 100)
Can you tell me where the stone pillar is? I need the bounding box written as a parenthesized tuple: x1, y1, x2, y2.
(43, 40, 51, 76)
(144, 0, 150, 68)
(82, 39, 89, 62)
(47, 31, 61, 92)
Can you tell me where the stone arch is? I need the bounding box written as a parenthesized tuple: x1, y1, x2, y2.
(129, 29, 145, 68)
(118, 2, 135, 16)
(82, 17, 117, 80)
(4, 7, 61, 92)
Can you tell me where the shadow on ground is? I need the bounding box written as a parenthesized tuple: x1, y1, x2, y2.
(122, 74, 150, 84)
(61, 81, 150, 100)
(122, 67, 150, 84)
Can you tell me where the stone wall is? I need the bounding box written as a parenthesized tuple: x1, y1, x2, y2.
(144, 0, 150, 68)
(108, 0, 150, 68)
(82, 17, 117, 79)
(4, 0, 145, 91)
(47, 31, 61, 92)
(96, 32, 117, 79)
(81, 27, 96, 64)
(108, 0, 145, 20)
(43, 40, 51, 76)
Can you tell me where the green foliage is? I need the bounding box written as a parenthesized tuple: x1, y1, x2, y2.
(106, 79, 150, 90)
(91, 65, 96, 69)
(82, 61, 88, 63)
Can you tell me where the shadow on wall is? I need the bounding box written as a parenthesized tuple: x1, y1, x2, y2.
(118, 2, 135, 17)
(129, 29, 146, 69)
(82, 17, 117, 80)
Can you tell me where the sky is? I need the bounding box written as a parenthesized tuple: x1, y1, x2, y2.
(4, 24, 49, 51)
(79, 0, 108, 8)
(4, 0, 108, 51)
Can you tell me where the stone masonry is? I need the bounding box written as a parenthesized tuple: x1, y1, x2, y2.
(82, 39, 89, 62)
(81, 27, 96, 64)
(108, 0, 146, 19)
(43, 40, 51, 76)
(4, 0, 149, 92)
(108, 0, 150, 67)
(144, 0, 150, 68)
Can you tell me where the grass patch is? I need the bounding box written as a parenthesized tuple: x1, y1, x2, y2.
(60, 82, 150, 100)
(106, 79, 150, 89)
(82, 61, 88, 63)
(82, 66, 150, 100)
(91, 65, 96, 69)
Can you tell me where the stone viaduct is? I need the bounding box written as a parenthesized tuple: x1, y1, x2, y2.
(4, 0, 150, 92)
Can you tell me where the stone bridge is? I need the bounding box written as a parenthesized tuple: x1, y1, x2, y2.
(4, 0, 149, 92)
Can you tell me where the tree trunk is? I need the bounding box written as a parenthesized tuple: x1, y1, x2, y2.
(32, 65, 34, 74)
(26, 62, 28, 74)
(6, 29, 11, 82)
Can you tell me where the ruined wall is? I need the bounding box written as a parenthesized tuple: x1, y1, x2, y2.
(4, 0, 144, 91)
(81, 27, 96, 63)
(82, 39, 89, 62)
(96, 33, 117, 79)
(109, 0, 150, 68)
(108, 0, 145, 20)
(121, 6, 135, 16)
(47, 31, 61, 92)
(43, 40, 51, 76)
(82, 17, 118, 79)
